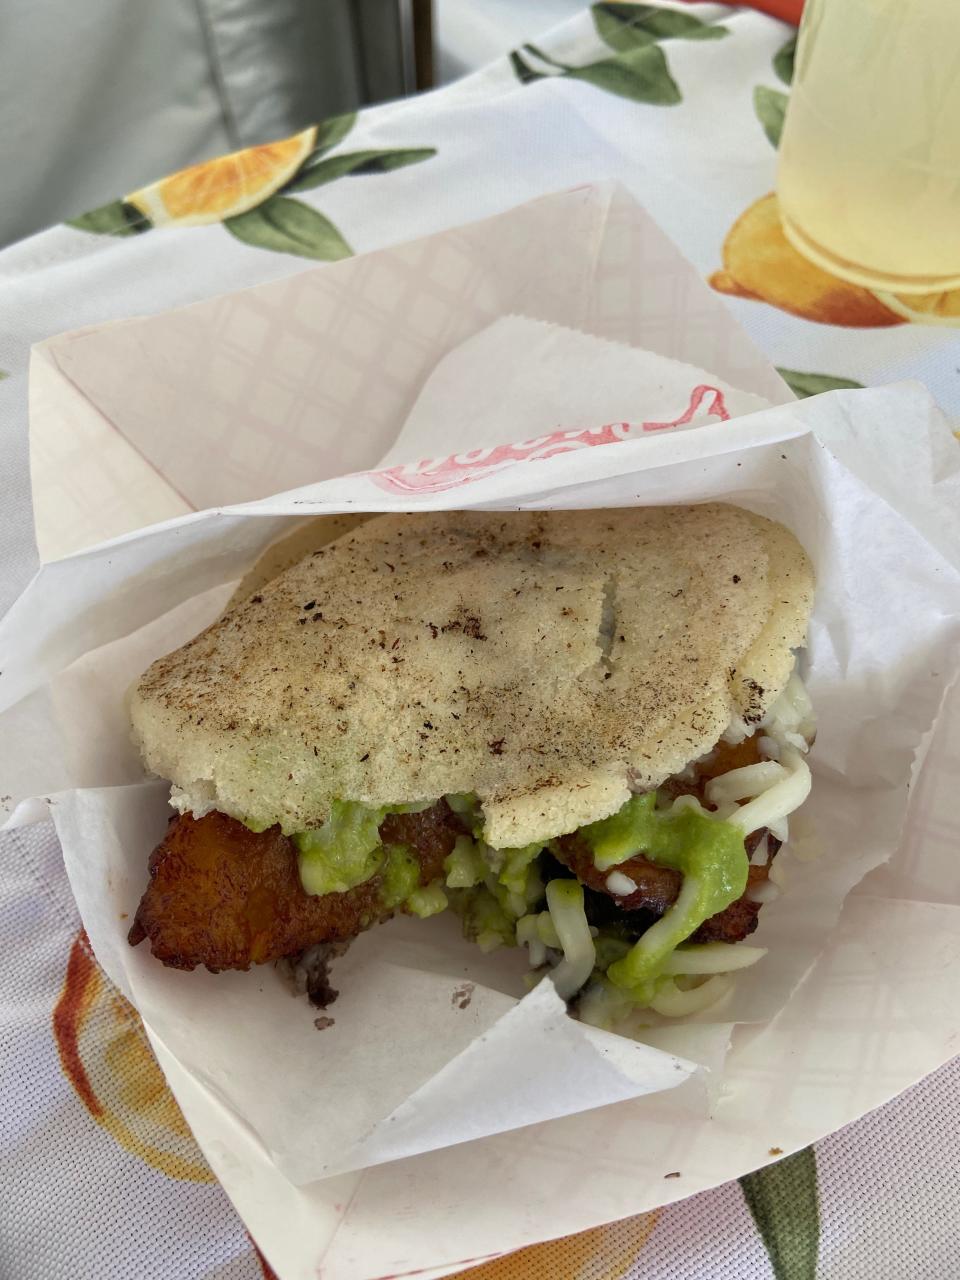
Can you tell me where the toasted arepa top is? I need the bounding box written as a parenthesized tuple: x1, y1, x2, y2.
(130, 506, 814, 847)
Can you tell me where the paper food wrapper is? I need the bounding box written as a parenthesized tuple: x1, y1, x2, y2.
(4, 185, 960, 1280)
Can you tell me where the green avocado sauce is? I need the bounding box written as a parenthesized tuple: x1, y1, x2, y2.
(293, 799, 388, 896)
(576, 792, 748, 1000)
(289, 788, 747, 1008)
(294, 806, 450, 919)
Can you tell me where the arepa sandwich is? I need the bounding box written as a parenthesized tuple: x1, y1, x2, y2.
(127, 506, 815, 1024)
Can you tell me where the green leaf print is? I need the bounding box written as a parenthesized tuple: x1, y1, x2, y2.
(774, 33, 797, 85)
(310, 112, 358, 158)
(67, 199, 149, 236)
(513, 6, 724, 105)
(568, 47, 681, 104)
(778, 368, 864, 398)
(592, 3, 729, 52)
(523, 42, 680, 106)
(520, 44, 567, 71)
(754, 84, 789, 147)
(740, 1147, 820, 1280)
(510, 50, 546, 84)
(225, 196, 352, 260)
(66, 109, 435, 256)
(286, 148, 437, 193)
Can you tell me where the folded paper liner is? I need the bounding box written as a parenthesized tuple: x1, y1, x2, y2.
(4, 314, 960, 1280)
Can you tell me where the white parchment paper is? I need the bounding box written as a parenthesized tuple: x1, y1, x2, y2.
(3, 326, 959, 1190)
(4, 186, 960, 1279)
(378, 315, 771, 466)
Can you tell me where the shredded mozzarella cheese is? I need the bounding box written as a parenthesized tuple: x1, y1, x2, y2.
(516, 914, 547, 968)
(725, 746, 811, 837)
(705, 760, 788, 808)
(750, 833, 771, 866)
(650, 974, 733, 1017)
(721, 715, 752, 745)
(670, 794, 710, 816)
(606, 871, 637, 896)
(535, 911, 560, 949)
(545, 880, 596, 999)
(746, 880, 781, 904)
(763, 670, 815, 748)
(662, 943, 767, 975)
(768, 816, 789, 843)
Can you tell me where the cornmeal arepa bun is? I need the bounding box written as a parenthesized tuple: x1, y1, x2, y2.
(130, 507, 813, 848)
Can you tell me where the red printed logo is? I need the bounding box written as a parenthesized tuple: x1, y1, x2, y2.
(640, 383, 730, 432)
(367, 384, 729, 496)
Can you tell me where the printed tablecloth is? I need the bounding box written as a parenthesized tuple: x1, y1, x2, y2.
(2, 5, 958, 1278)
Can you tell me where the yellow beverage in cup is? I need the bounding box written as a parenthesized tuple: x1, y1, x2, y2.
(778, 0, 960, 293)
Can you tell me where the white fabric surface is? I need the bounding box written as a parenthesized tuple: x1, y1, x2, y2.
(436, 0, 587, 81)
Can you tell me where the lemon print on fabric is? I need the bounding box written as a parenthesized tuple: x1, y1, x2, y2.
(452, 1214, 659, 1280)
(713, 190, 960, 330)
(873, 290, 960, 327)
(53, 930, 214, 1183)
(713, 33, 960, 328)
(127, 127, 317, 227)
(710, 194, 903, 328)
(68, 114, 436, 261)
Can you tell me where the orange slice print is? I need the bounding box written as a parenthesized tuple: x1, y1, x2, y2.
(53, 930, 214, 1183)
(126, 126, 317, 228)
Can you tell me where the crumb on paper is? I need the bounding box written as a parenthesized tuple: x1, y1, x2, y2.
(768, 1146, 783, 1156)
(664, 1171, 681, 1180)
(279, 940, 350, 1008)
(452, 982, 475, 1010)
(314, 1016, 335, 1031)
(119, 913, 128, 920)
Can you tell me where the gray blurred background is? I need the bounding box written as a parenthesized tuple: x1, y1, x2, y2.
(2, 0, 583, 248)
